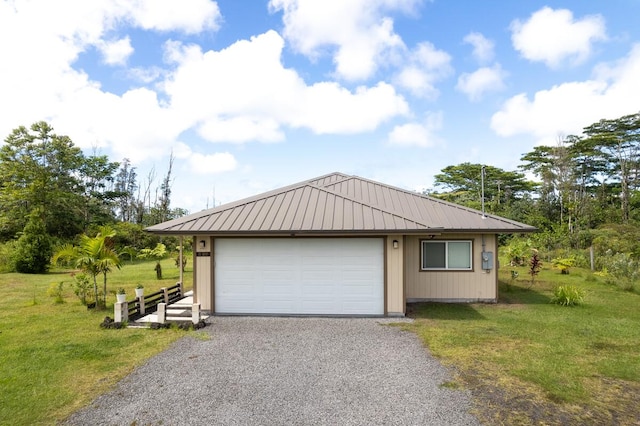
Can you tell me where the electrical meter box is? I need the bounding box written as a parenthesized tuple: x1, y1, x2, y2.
(481, 251, 493, 270)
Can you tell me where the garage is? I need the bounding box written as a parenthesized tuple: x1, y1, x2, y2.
(214, 238, 384, 315)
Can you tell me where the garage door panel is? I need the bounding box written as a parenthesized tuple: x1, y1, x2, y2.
(215, 238, 383, 315)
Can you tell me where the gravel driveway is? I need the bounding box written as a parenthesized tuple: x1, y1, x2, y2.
(65, 317, 479, 425)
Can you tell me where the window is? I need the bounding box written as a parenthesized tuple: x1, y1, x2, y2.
(421, 240, 472, 270)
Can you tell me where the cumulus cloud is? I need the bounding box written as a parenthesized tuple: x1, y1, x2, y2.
(128, 0, 222, 34)
(510, 7, 607, 68)
(0, 0, 222, 158)
(394, 42, 453, 99)
(388, 111, 443, 147)
(491, 43, 640, 142)
(0, 1, 409, 163)
(174, 144, 237, 174)
(456, 64, 507, 101)
(98, 37, 134, 65)
(269, 0, 420, 81)
(164, 31, 409, 141)
(463, 32, 494, 64)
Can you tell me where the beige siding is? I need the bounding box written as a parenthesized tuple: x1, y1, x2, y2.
(405, 234, 497, 302)
(195, 236, 213, 311)
(385, 235, 405, 315)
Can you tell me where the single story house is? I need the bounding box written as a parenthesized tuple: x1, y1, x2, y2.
(146, 172, 535, 317)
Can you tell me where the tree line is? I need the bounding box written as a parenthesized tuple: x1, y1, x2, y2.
(0, 121, 186, 273)
(430, 112, 640, 240)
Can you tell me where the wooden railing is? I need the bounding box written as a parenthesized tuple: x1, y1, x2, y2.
(114, 282, 201, 325)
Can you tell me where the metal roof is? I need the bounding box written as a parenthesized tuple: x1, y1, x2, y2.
(146, 172, 537, 235)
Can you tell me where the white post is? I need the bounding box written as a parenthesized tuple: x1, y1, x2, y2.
(192, 303, 200, 324)
(162, 287, 168, 304)
(158, 303, 166, 324)
(179, 235, 184, 286)
(114, 302, 128, 323)
(139, 295, 145, 315)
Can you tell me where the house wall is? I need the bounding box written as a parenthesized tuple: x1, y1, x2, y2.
(386, 235, 404, 316)
(404, 234, 498, 302)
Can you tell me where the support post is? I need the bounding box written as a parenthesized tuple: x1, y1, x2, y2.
(192, 303, 200, 324)
(157, 303, 166, 324)
(138, 296, 145, 315)
(178, 281, 183, 297)
(114, 302, 128, 323)
(179, 235, 184, 286)
(162, 287, 168, 304)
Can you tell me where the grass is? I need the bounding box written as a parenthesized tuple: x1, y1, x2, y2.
(402, 265, 640, 425)
(0, 258, 198, 426)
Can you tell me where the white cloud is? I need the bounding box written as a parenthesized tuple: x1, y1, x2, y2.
(198, 117, 284, 143)
(388, 111, 443, 147)
(491, 43, 640, 141)
(164, 31, 409, 140)
(0, 0, 222, 156)
(510, 7, 607, 68)
(127, 0, 222, 34)
(394, 42, 453, 99)
(269, 0, 420, 81)
(98, 37, 134, 65)
(456, 64, 507, 101)
(173, 142, 237, 174)
(463, 32, 494, 64)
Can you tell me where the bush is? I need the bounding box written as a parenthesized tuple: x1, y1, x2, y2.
(13, 211, 53, 274)
(552, 257, 576, 274)
(597, 251, 640, 292)
(47, 281, 65, 304)
(73, 273, 92, 305)
(551, 285, 585, 306)
(0, 240, 17, 273)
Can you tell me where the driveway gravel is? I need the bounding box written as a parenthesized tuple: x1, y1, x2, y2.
(65, 317, 479, 425)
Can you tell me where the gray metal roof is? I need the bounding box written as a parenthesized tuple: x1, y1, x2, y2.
(146, 172, 536, 235)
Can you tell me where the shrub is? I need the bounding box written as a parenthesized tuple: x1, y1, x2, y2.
(73, 273, 92, 305)
(528, 250, 542, 288)
(551, 285, 585, 306)
(552, 257, 576, 274)
(13, 211, 53, 274)
(597, 252, 640, 293)
(503, 238, 532, 266)
(47, 281, 65, 304)
(0, 240, 17, 273)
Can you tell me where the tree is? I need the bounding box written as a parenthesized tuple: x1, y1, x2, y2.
(0, 122, 119, 240)
(582, 112, 640, 222)
(114, 158, 138, 222)
(52, 226, 121, 307)
(13, 209, 52, 274)
(432, 163, 535, 213)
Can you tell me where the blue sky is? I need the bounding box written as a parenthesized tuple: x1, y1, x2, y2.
(1, 0, 639, 213)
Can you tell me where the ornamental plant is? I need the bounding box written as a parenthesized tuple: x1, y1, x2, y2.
(551, 285, 585, 306)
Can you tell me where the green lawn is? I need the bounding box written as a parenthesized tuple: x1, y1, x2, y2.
(0, 258, 199, 426)
(402, 265, 640, 425)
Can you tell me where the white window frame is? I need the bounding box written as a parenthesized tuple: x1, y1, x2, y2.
(421, 240, 473, 271)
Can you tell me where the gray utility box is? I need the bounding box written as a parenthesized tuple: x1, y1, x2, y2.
(481, 251, 493, 270)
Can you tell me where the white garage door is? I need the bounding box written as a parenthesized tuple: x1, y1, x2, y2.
(214, 238, 384, 315)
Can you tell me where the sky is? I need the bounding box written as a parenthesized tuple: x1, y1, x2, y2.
(1, 0, 640, 214)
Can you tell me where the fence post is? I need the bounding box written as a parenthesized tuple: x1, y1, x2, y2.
(192, 303, 200, 324)
(158, 303, 166, 324)
(114, 301, 128, 323)
(162, 287, 168, 304)
(139, 295, 145, 315)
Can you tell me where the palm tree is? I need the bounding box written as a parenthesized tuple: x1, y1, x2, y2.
(53, 226, 121, 308)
